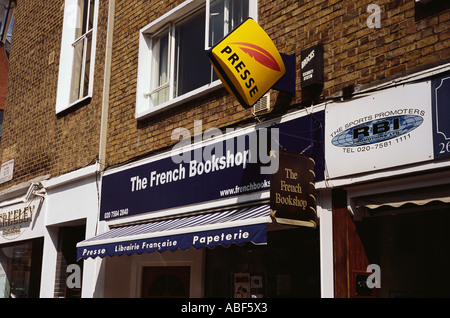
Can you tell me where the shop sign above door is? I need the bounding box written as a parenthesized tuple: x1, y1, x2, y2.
(208, 18, 286, 108)
(0, 197, 43, 241)
(325, 81, 433, 178)
(99, 111, 325, 222)
(270, 151, 317, 228)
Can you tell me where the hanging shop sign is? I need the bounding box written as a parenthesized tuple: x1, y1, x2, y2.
(300, 43, 324, 88)
(208, 18, 286, 108)
(0, 197, 43, 242)
(270, 151, 317, 228)
(325, 81, 433, 178)
(432, 74, 450, 159)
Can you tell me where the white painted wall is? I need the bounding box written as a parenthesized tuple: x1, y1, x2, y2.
(40, 164, 101, 297)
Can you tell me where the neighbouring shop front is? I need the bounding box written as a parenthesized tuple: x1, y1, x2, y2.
(325, 71, 450, 298)
(0, 181, 46, 298)
(77, 107, 330, 298)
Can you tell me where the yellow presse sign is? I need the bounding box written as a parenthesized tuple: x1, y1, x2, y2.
(208, 18, 286, 108)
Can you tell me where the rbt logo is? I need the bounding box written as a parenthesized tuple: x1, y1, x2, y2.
(332, 115, 424, 147)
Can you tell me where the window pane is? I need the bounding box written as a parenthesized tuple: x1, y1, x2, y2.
(209, 0, 249, 46)
(150, 87, 169, 107)
(82, 34, 92, 98)
(175, 10, 211, 97)
(229, 0, 248, 31)
(75, 0, 86, 39)
(151, 31, 169, 90)
(75, 0, 94, 38)
(209, 0, 225, 46)
(70, 39, 84, 103)
(88, 0, 95, 31)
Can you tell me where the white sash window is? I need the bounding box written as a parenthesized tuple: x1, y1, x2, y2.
(56, 0, 98, 113)
(136, 0, 257, 119)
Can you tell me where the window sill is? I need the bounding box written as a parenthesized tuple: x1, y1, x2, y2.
(135, 80, 223, 120)
(56, 95, 92, 115)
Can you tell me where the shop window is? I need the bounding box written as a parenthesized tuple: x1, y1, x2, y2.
(141, 266, 190, 298)
(0, 238, 43, 298)
(357, 205, 450, 297)
(56, 0, 98, 114)
(136, 0, 257, 119)
(205, 228, 320, 298)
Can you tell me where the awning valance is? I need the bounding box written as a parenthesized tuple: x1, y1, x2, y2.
(355, 185, 450, 210)
(77, 205, 271, 260)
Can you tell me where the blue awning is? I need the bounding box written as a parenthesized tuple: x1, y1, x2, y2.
(77, 205, 271, 260)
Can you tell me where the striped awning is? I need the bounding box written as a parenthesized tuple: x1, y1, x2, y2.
(77, 205, 271, 260)
(356, 185, 450, 210)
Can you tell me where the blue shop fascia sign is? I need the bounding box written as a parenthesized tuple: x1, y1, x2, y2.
(432, 74, 450, 159)
(99, 111, 324, 221)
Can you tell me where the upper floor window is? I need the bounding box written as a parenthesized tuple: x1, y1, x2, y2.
(1, 0, 15, 47)
(70, 0, 94, 103)
(136, 0, 257, 119)
(56, 0, 98, 114)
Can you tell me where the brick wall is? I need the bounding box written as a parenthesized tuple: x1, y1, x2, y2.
(0, 0, 109, 190)
(106, 0, 247, 167)
(105, 0, 450, 168)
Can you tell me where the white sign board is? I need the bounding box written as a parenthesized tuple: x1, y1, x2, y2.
(0, 159, 14, 184)
(325, 82, 433, 178)
(0, 197, 44, 243)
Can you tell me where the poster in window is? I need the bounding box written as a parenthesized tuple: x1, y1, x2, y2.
(233, 273, 250, 298)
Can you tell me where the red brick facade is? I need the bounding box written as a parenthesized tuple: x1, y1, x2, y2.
(106, 0, 450, 168)
(0, 0, 448, 299)
(0, 0, 109, 189)
(2, 0, 448, 187)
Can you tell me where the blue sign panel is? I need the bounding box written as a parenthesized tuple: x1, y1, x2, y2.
(99, 112, 325, 221)
(432, 75, 450, 159)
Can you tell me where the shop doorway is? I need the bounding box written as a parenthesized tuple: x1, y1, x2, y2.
(54, 225, 85, 298)
(141, 266, 190, 298)
(357, 204, 450, 297)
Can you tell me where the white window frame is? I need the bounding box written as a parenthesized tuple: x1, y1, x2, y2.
(136, 0, 257, 120)
(56, 0, 99, 114)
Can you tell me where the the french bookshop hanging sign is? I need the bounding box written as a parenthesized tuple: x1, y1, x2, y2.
(270, 151, 317, 228)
